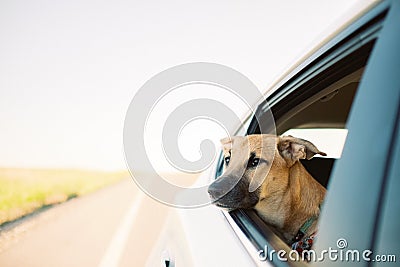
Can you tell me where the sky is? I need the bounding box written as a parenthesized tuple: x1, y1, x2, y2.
(0, 0, 365, 171)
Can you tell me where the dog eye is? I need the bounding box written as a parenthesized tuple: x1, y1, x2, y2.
(224, 156, 230, 166)
(248, 157, 260, 168)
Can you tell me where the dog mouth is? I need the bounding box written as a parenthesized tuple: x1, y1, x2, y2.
(215, 203, 233, 208)
(209, 198, 235, 209)
(211, 198, 243, 209)
(214, 202, 236, 211)
(209, 189, 259, 210)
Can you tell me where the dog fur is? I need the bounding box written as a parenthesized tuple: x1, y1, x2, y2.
(208, 134, 327, 245)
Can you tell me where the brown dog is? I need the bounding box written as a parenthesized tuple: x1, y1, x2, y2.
(208, 134, 327, 246)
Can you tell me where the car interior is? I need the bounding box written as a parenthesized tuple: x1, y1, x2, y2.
(275, 67, 364, 189)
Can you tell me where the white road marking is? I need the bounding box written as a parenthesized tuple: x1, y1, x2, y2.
(98, 194, 144, 267)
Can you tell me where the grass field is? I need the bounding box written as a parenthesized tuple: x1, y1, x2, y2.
(0, 168, 128, 226)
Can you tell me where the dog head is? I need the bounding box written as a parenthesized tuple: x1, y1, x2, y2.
(208, 134, 326, 210)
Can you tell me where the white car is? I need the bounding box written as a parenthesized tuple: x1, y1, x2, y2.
(151, 1, 399, 266)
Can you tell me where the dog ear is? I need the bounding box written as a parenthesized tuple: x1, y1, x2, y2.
(278, 136, 327, 166)
(220, 137, 233, 152)
(220, 137, 232, 145)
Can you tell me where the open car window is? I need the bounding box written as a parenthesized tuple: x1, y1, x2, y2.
(215, 2, 392, 265)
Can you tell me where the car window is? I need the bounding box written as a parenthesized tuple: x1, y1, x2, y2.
(242, 69, 369, 264)
(218, 54, 373, 265)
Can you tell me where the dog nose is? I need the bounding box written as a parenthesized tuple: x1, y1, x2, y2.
(208, 182, 225, 199)
(208, 176, 234, 199)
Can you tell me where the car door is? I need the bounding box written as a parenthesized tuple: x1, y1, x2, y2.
(216, 1, 399, 266)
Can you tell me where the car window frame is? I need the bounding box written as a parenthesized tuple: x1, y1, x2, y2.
(372, 108, 400, 267)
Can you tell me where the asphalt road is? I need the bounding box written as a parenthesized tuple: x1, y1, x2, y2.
(0, 178, 171, 267)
